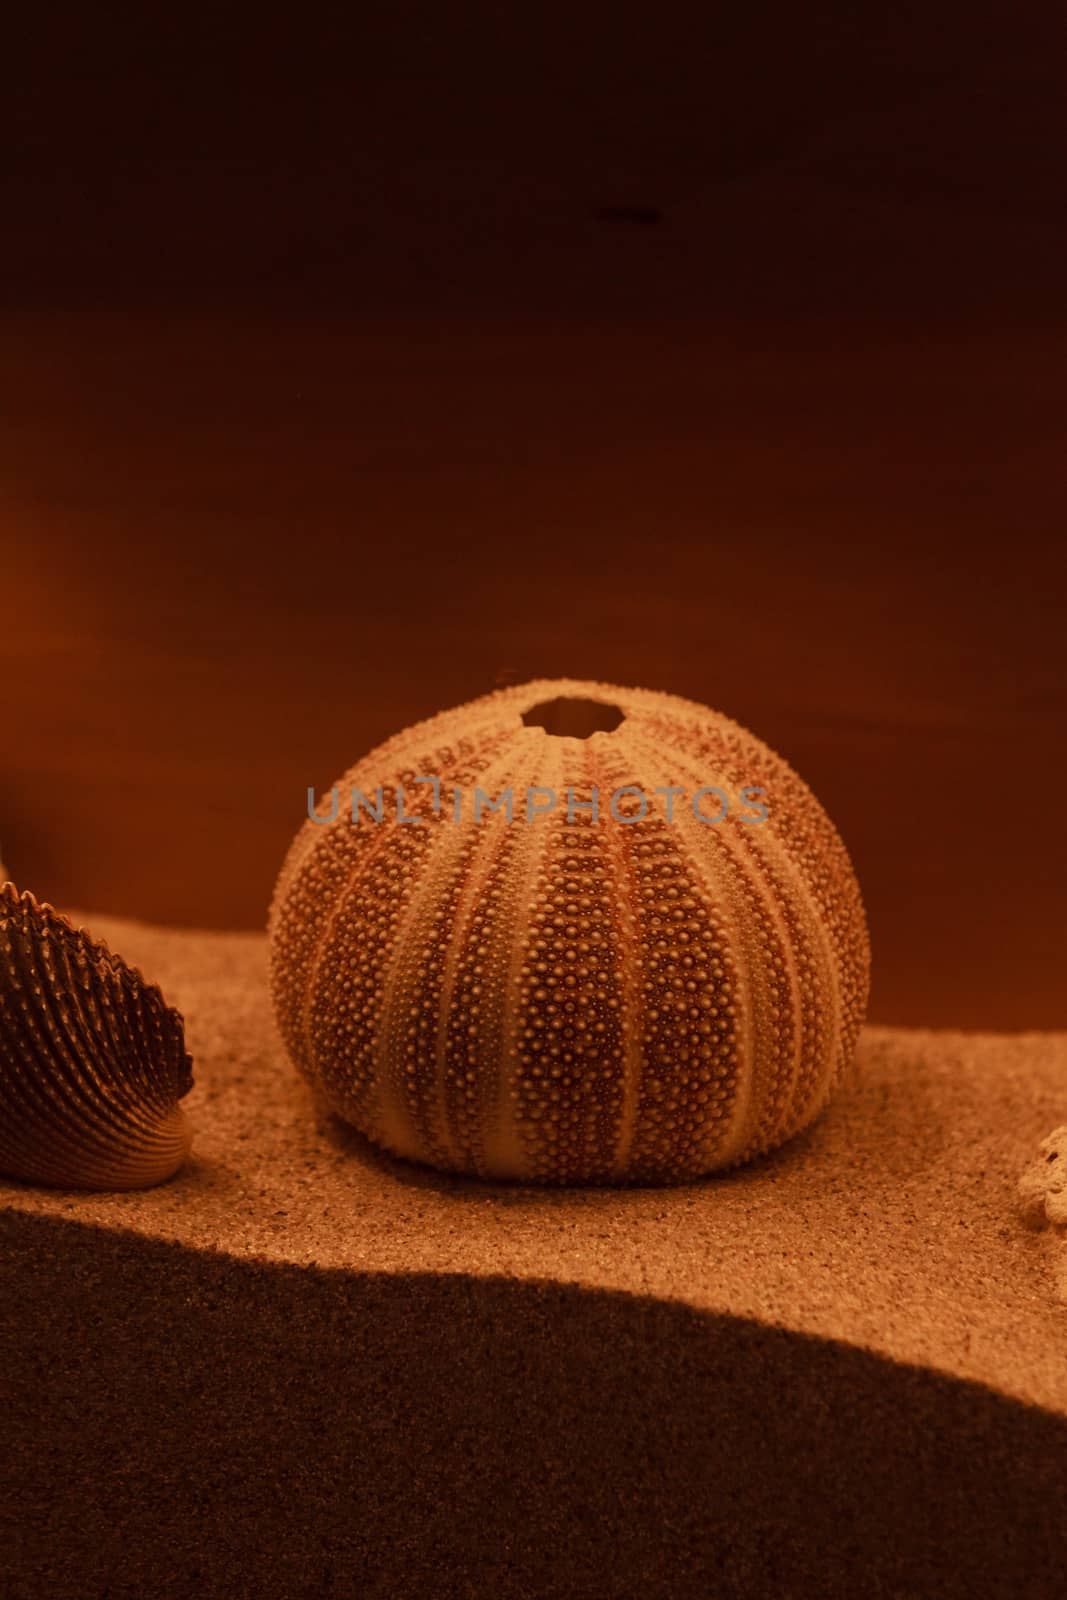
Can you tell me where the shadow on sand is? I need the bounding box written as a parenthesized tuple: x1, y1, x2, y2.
(3, 1209, 1064, 1600)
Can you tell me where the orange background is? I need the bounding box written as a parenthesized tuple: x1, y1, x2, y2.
(2, 5, 1064, 1028)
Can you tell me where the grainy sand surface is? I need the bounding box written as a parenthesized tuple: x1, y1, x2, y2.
(3, 912, 1066, 1599)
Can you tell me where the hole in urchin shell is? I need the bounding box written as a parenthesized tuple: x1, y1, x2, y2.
(521, 696, 624, 738)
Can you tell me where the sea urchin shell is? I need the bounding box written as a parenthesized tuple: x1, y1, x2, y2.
(269, 678, 870, 1185)
(0, 884, 194, 1189)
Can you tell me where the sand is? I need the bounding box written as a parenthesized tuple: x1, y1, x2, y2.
(3, 912, 1066, 1599)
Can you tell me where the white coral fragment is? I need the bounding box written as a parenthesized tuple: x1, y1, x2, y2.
(1018, 1125, 1067, 1303)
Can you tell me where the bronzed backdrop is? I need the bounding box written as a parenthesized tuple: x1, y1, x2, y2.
(2, 3, 1065, 1026)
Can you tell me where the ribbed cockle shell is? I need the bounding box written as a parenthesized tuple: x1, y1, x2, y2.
(269, 679, 870, 1185)
(0, 884, 194, 1189)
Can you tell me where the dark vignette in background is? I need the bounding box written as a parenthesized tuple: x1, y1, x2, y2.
(1, 2, 1065, 1026)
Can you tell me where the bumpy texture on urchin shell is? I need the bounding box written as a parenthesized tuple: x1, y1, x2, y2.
(0, 884, 194, 1189)
(269, 679, 870, 1184)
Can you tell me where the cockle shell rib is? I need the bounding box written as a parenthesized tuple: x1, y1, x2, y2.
(0, 884, 194, 1189)
(268, 679, 870, 1184)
